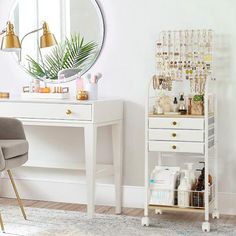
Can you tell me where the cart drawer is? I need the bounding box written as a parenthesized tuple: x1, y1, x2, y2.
(149, 117, 204, 130)
(149, 129, 204, 142)
(149, 141, 204, 154)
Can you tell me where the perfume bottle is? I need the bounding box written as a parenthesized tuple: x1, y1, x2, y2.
(178, 94, 187, 115)
(173, 97, 178, 112)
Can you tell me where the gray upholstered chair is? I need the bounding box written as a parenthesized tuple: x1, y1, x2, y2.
(0, 118, 28, 232)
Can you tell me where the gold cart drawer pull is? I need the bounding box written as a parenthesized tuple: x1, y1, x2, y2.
(172, 145, 177, 150)
(172, 133, 177, 137)
(66, 109, 72, 115)
(172, 121, 177, 126)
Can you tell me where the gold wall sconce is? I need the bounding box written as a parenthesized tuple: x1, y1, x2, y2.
(0, 21, 21, 51)
(0, 21, 57, 60)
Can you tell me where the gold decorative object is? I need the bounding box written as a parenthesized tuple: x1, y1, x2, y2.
(76, 90, 88, 100)
(0, 92, 10, 99)
(0, 21, 21, 51)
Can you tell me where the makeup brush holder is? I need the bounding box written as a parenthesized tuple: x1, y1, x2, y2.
(87, 83, 98, 100)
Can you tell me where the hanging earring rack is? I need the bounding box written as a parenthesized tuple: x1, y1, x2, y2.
(142, 29, 219, 233)
(154, 29, 213, 94)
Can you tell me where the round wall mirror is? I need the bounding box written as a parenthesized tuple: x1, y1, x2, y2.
(9, 0, 105, 83)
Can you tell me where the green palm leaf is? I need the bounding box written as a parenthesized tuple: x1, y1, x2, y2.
(24, 34, 98, 80)
(25, 56, 46, 78)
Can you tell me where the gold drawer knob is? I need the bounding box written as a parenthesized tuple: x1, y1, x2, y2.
(172, 121, 177, 126)
(66, 109, 72, 115)
(172, 133, 177, 137)
(172, 145, 177, 150)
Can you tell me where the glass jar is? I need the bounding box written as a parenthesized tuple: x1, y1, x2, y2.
(76, 90, 88, 100)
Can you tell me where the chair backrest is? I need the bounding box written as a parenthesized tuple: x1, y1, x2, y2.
(0, 118, 26, 140)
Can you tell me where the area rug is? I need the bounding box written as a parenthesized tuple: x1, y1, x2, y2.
(0, 205, 234, 236)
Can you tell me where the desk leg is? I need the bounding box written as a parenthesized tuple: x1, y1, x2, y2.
(84, 125, 97, 218)
(112, 120, 123, 214)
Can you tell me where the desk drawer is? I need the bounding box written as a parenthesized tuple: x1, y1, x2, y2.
(149, 117, 204, 130)
(0, 102, 92, 121)
(149, 141, 204, 154)
(149, 129, 204, 142)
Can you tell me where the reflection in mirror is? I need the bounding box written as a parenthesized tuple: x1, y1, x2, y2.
(10, 0, 105, 83)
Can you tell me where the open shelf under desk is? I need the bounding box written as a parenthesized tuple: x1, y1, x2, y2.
(23, 162, 114, 178)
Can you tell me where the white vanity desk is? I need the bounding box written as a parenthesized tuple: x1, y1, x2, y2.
(0, 98, 123, 218)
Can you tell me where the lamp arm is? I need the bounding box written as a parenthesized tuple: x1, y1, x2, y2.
(19, 27, 43, 61)
(20, 27, 43, 45)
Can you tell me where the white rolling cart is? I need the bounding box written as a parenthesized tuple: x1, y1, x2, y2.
(141, 30, 219, 232)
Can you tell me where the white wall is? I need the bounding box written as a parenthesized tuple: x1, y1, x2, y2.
(1, 0, 236, 214)
(70, 0, 102, 43)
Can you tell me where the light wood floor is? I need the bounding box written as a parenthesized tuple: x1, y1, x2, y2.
(0, 197, 236, 225)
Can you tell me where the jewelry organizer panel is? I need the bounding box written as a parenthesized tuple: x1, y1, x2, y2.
(150, 29, 214, 116)
(155, 30, 213, 90)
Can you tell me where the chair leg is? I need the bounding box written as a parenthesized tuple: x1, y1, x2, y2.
(7, 170, 27, 220)
(0, 213, 5, 232)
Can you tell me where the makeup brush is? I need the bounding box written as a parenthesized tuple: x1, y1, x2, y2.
(94, 73, 102, 83)
(86, 73, 92, 83)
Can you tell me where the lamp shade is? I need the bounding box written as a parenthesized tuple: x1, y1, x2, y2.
(40, 22, 57, 48)
(1, 21, 21, 52)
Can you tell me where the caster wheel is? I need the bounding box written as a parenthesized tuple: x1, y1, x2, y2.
(202, 222, 210, 232)
(155, 209, 162, 215)
(141, 217, 150, 227)
(212, 210, 220, 219)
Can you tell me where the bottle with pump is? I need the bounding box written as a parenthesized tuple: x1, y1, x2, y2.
(192, 162, 213, 207)
(184, 163, 196, 188)
(178, 94, 187, 115)
(178, 170, 191, 207)
(193, 167, 205, 207)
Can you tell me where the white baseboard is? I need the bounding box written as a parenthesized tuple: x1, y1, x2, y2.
(0, 177, 235, 215)
(0, 177, 144, 209)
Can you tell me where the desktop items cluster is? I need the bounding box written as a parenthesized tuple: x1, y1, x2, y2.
(149, 162, 213, 208)
(21, 73, 102, 100)
(152, 29, 213, 116)
(22, 79, 70, 99)
(23, 80, 69, 94)
(153, 93, 204, 116)
(76, 73, 102, 100)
